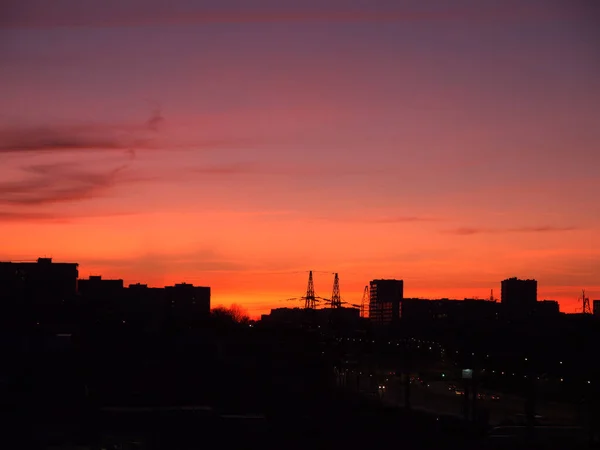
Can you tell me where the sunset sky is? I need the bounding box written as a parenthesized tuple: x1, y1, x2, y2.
(1, 0, 598, 316)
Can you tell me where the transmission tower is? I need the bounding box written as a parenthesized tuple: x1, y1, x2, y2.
(330, 273, 341, 308)
(580, 289, 591, 314)
(360, 285, 369, 318)
(304, 270, 317, 309)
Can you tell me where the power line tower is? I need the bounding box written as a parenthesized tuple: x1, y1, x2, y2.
(331, 273, 341, 308)
(361, 285, 369, 318)
(580, 289, 591, 314)
(304, 270, 316, 309)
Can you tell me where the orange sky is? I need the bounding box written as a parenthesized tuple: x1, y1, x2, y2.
(1, 1, 599, 316)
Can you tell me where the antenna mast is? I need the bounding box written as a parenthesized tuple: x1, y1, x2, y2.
(580, 289, 591, 314)
(360, 285, 369, 318)
(331, 273, 341, 308)
(305, 271, 316, 309)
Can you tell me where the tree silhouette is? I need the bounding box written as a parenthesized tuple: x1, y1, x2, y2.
(211, 303, 250, 324)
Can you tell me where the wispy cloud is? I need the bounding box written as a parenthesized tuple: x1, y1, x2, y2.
(0, 111, 162, 154)
(190, 162, 390, 177)
(0, 209, 141, 224)
(192, 162, 260, 176)
(0, 159, 146, 207)
(312, 214, 441, 225)
(81, 249, 251, 274)
(513, 226, 579, 233)
(146, 106, 165, 132)
(369, 216, 441, 224)
(0, 125, 127, 153)
(0, 113, 261, 155)
(444, 226, 579, 235)
(0, 211, 62, 222)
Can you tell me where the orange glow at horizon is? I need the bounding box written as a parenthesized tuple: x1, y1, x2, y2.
(1, 206, 597, 317)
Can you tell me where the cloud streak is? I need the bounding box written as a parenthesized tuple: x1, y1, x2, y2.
(190, 162, 391, 177)
(0, 160, 145, 207)
(0, 114, 163, 154)
(312, 214, 441, 224)
(0, 125, 127, 153)
(0, 113, 261, 155)
(81, 249, 251, 274)
(369, 216, 441, 224)
(445, 226, 579, 235)
(192, 162, 260, 176)
(0, 211, 62, 222)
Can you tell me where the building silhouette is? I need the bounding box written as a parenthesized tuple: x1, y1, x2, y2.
(501, 277, 537, 316)
(369, 279, 403, 325)
(165, 283, 211, 324)
(594, 299, 600, 317)
(124, 283, 166, 331)
(0, 258, 212, 333)
(401, 297, 500, 323)
(0, 258, 79, 329)
(0, 257, 78, 304)
(535, 299, 560, 317)
(78, 275, 124, 298)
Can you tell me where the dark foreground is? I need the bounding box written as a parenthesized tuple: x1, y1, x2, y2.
(7, 393, 595, 450)
(3, 324, 597, 449)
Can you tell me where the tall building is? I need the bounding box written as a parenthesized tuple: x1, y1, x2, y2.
(501, 278, 537, 311)
(124, 283, 166, 331)
(0, 257, 79, 303)
(593, 300, 600, 317)
(369, 279, 403, 325)
(0, 258, 79, 329)
(79, 275, 125, 324)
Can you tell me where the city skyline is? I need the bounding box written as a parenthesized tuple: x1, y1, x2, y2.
(0, 256, 587, 318)
(1, 0, 599, 316)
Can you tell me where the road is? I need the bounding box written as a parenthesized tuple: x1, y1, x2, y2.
(337, 372, 579, 426)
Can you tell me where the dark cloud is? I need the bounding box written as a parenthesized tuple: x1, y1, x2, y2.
(0, 125, 124, 153)
(0, 161, 141, 207)
(0, 118, 259, 155)
(444, 226, 579, 235)
(0, 111, 161, 154)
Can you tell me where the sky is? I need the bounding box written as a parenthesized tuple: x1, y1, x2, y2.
(1, 0, 599, 316)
